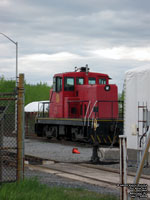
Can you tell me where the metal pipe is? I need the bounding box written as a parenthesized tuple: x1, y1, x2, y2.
(84, 101, 91, 126)
(0, 32, 18, 84)
(119, 135, 128, 200)
(0, 32, 18, 135)
(88, 100, 98, 126)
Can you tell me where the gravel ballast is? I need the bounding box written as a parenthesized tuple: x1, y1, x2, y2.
(25, 139, 120, 196)
(25, 138, 150, 197)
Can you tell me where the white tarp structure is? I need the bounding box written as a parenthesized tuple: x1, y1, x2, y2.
(124, 65, 150, 151)
(25, 101, 49, 112)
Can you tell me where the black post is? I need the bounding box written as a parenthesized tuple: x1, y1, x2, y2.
(91, 118, 100, 163)
(91, 144, 99, 163)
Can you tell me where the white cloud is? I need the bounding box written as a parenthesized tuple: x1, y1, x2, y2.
(91, 47, 150, 61)
(20, 52, 82, 62)
(0, 0, 10, 7)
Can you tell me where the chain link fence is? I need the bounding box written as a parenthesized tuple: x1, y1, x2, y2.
(0, 92, 17, 183)
(0, 74, 24, 184)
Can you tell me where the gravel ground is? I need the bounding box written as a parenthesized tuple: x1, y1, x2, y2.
(24, 138, 150, 198)
(25, 139, 92, 162)
(25, 139, 120, 197)
(25, 167, 120, 197)
(25, 138, 150, 175)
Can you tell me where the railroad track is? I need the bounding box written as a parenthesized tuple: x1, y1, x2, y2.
(25, 134, 98, 148)
(25, 155, 150, 199)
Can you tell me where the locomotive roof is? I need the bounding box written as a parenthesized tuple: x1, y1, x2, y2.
(54, 71, 110, 78)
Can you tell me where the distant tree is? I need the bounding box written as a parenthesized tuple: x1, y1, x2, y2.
(0, 76, 51, 105)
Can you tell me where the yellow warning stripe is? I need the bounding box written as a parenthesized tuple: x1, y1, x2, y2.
(90, 135, 95, 143)
(103, 138, 107, 143)
(108, 136, 112, 143)
(97, 135, 101, 143)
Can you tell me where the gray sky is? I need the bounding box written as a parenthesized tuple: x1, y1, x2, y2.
(1, 0, 150, 92)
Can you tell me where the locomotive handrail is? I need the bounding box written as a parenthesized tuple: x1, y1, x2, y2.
(96, 100, 124, 120)
(67, 100, 89, 103)
(37, 101, 50, 118)
(87, 100, 98, 126)
(67, 99, 124, 120)
(84, 101, 91, 126)
(86, 100, 124, 125)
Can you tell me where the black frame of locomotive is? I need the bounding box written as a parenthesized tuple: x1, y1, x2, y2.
(35, 100, 124, 146)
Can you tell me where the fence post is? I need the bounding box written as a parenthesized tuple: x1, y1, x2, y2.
(0, 119, 3, 183)
(119, 135, 128, 200)
(17, 73, 24, 180)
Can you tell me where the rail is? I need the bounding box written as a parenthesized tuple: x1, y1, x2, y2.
(25, 157, 150, 198)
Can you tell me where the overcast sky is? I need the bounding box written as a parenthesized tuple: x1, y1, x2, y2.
(1, 0, 150, 92)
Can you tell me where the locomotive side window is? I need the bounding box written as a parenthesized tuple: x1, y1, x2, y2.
(53, 77, 62, 92)
(88, 77, 96, 85)
(99, 78, 106, 85)
(56, 77, 62, 92)
(64, 77, 74, 91)
(76, 77, 84, 85)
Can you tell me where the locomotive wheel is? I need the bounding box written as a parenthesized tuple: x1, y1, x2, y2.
(43, 125, 59, 139)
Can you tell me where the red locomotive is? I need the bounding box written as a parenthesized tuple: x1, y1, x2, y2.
(35, 65, 123, 145)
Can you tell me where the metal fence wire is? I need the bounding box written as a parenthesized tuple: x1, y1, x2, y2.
(0, 92, 17, 183)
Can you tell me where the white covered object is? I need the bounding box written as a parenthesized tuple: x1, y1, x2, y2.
(25, 101, 49, 112)
(124, 65, 150, 150)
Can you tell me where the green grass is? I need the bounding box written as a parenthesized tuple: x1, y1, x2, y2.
(0, 178, 118, 200)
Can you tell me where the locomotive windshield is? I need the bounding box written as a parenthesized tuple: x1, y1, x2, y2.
(76, 77, 84, 85)
(88, 77, 96, 85)
(64, 77, 74, 91)
(99, 78, 106, 84)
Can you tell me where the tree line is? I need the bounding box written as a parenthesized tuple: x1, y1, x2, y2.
(0, 76, 51, 105)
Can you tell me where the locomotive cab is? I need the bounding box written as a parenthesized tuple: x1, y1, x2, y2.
(35, 66, 123, 144)
(49, 67, 118, 120)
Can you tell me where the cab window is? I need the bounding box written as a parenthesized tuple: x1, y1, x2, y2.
(99, 78, 106, 85)
(53, 77, 62, 92)
(76, 77, 84, 85)
(64, 77, 74, 91)
(88, 77, 96, 85)
(56, 77, 62, 92)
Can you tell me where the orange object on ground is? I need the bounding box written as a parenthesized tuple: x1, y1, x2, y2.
(72, 148, 80, 154)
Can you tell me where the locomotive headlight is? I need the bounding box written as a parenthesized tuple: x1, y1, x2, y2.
(105, 85, 110, 91)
